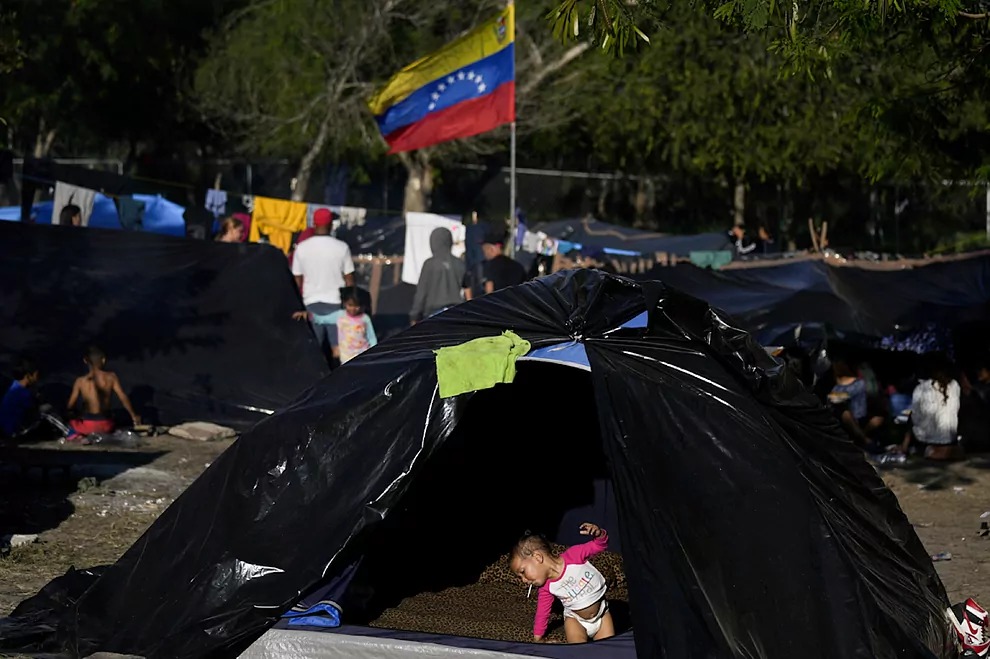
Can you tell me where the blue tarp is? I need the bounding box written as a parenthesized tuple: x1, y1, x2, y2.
(533, 218, 729, 257)
(0, 202, 53, 223)
(0, 194, 185, 236)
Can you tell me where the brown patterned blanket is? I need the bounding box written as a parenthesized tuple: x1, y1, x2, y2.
(370, 545, 628, 643)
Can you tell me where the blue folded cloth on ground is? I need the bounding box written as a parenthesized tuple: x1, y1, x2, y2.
(281, 599, 342, 628)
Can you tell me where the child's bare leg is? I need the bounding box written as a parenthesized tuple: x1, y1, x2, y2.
(563, 617, 588, 643)
(591, 610, 615, 641)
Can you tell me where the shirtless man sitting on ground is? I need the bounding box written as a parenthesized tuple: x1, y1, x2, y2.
(67, 346, 140, 439)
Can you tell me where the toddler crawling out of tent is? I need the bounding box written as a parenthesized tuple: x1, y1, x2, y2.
(509, 522, 615, 643)
(367, 536, 628, 643)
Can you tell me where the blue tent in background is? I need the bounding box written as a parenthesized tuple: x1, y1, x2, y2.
(0, 193, 185, 237)
(0, 201, 54, 223)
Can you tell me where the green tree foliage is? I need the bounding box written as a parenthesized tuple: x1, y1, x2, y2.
(530, 1, 990, 244)
(195, 0, 591, 205)
(0, 0, 233, 158)
(548, 0, 988, 62)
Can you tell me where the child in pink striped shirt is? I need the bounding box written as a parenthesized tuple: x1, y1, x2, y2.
(509, 522, 614, 643)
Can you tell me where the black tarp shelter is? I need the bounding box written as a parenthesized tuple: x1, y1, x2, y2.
(0, 222, 328, 428)
(0, 269, 951, 658)
(640, 255, 990, 346)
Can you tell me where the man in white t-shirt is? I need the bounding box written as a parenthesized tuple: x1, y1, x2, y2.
(291, 209, 355, 355)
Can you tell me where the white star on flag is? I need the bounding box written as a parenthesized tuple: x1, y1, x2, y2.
(447, 76, 455, 84)
(457, 71, 465, 80)
(467, 71, 475, 80)
(438, 83, 446, 91)
(428, 103, 436, 111)
(431, 92, 439, 100)
(478, 82, 486, 93)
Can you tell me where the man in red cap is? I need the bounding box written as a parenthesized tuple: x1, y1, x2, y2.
(291, 208, 355, 359)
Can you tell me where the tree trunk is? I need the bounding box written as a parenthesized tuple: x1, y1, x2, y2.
(632, 176, 656, 229)
(733, 178, 746, 227)
(291, 111, 333, 202)
(783, 180, 797, 252)
(32, 121, 56, 159)
(29, 119, 57, 210)
(596, 179, 609, 219)
(398, 150, 434, 213)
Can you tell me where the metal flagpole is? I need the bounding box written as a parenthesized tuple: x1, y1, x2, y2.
(508, 121, 517, 257)
(506, 0, 517, 258)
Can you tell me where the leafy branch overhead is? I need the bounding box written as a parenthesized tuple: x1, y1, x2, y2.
(548, 0, 990, 62)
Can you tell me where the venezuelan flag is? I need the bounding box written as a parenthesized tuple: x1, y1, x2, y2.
(369, 6, 515, 154)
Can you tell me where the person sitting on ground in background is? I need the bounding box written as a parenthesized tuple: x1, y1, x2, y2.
(959, 362, 990, 452)
(0, 358, 72, 441)
(828, 359, 884, 453)
(317, 287, 377, 364)
(756, 224, 779, 254)
(726, 222, 756, 257)
(509, 522, 615, 644)
(829, 359, 867, 440)
(470, 227, 526, 298)
(59, 204, 82, 227)
(899, 355, 962, 460)
(215, 216, 245, 243)
(410, 227, 467, 324)
(67, 346, 140, 439)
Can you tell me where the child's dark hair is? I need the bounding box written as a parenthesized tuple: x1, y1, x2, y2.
(510, 531, 551, 561)
(85, 345, 107, 366)
(11, 357, 38, 381)
(339, 286, 363, 307)
(59, 204, 81, 225)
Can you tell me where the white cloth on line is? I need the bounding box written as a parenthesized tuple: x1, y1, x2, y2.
(401, 212, 466, 285)
(305, 204, 368, 231)
(334, 205, 367, 228)
(52, 182, 97, 226)
(205, 189, 227, 218)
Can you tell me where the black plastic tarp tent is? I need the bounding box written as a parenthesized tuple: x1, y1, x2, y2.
(1, 269, 950, 658)
(642, 256, 990, 345)
(0, 222, 328, 427)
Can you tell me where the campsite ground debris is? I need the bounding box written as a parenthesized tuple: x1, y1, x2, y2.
(1, 439, 990, 617)
(0, 434, 235, 614)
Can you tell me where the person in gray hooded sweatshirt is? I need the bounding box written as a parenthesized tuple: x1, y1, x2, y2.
(410, 227, 467, 324)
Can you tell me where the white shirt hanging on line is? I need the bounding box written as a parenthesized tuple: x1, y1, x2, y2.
(52, 182, 97, 226)
(402, 212, 466, 285)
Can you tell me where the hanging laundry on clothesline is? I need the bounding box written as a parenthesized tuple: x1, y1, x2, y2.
(521, 230, 558, 256)
(250, 196, 308, 255)
(117, 196, 146, 231)
(334, 205, 367, 229)
(205, 189, 227, 218)
(305, 204, 368, 230)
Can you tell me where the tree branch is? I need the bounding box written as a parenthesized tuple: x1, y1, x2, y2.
(520, 42, 591, 96)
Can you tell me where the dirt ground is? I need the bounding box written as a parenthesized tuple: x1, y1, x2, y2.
(0, 434, 234, 615)
(1, 437, 989, 624)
